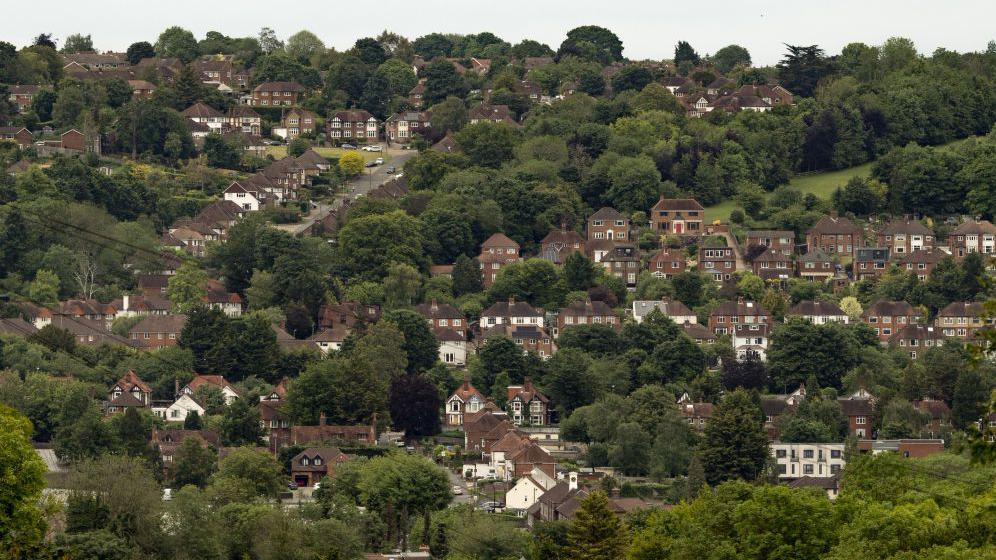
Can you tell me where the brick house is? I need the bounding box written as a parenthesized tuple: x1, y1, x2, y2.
(539, 228, 585, 265)
(557, 299, 619, 335)
(913, 398, 952, 437)
(317, 302, 381, 330)
(8, 84, 45, 112)
(414, 300, 467, 337)
(182, 375, 241, 405)
(478, 233, 521, 288)
(806, 215, 862, 258)
(947, 219, 996, 257)
(482, 323, 555, 359)
(698, 246, 736, 282)
(650, 198, 704, 235)
(128, 80, 156, 99)
(745, 230, 794, 257)
(853, 247, 890, 281)
(327, 109, 378, 143)
(291, 447, 350, 487)
(181, 102, 226, 130)
(446, 378, 487, 427)
(128, 314, 187, 350)
(861, 300, 921, 343)
(385, 111, 430, 144)
(289, 414, 377, 446)
(876, 219, 934, 255)
(889, 325, 945, 360)
(408, 82, 425, 108)
(586, 207, 630, 241)
(251, 81, 305, 106)
(796, 248, 835, 282)
(708, 299, 769, 336)
(227, 106, 262, 135)
(108, 370, 152, 407)
(0, 126, 34, 147)
(480, 297, 544, 329)
(680, 400, 713, 431)
(281, 108, 318, 139)
(899, 247, 947, 280)
(468, 104, 518, 125)
(935, 301, 990, 340)
(647, 247, 685, 278)
(785, 300, 849, 324)
(751, 246, 793, 282)
(507, 379, 550, 426)
(838, 388, 876, 438)
(600, 244, 641, 288)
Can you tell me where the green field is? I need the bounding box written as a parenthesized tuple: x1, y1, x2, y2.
(266, 146, 390, 163)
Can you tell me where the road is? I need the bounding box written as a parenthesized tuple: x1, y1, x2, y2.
(447, 468, 476, 506)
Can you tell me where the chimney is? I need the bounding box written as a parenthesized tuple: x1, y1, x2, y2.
(508, 296, 515, 306)
(430, 299, 438, 312)
(568, 471, 578, 491)
(174, 376, 180, 398)
(123, 294, 130, 312)
(319, 412, 327, 426)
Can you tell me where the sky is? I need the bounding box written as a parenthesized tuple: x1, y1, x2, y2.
(6, 0, 996, 65)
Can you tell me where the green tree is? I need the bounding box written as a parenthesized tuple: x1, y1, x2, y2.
(422, 58, 467, 105)
(27, 269, 60, 307)
(61, 33, 94, 54)
(712, 44, 752, 73)
(558, 26, 624, 63)
(454, 121, 517, 168)
(285, 30, 325, 63)
(220, 398, 263, 446)
(674, 40, 701, 67)
(338, 211, 425, 280)
(565, 491, 628, 560)
(338, 151, 365, 177)
(388, 374, 441, 439)
(698, 389, 768, 485)
(382, 263, 423, 310)
(777, 44, 833, 98)
(0, 405, 48, 555)
(126, 41, 155, 64)
(203, 133, 241, 169)
(487, 259, 564, 309)
(155, 26, 199, 62)
(211, 448, 283, 499)
(183, 410, 203, 430)
(166, 261, 208, 314)
(171, 436, 218, 489)
(356, 454, 450, 543)
(384, 309, 439, 373)
(452, 255, 483, 296)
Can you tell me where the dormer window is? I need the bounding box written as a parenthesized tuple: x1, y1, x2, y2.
(301, 457, 310, 466)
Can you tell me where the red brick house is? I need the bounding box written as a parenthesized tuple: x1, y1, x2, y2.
(890, 324, 945, 360)
(853, 247, 891, 281)
(468, 104, 518, 125)
(745, 230, 794, 257)
(913, 398, 952, 437)
(327, 109, 378, 143)
(479, 233, 521, 288)
(291, 447, 350, 487)
(446, 378, 487, 427)
(539, 228, 585, 265)
(586, 207, 629, 241)
(648, 247, 686, 278)
(482, 323, 555, 360)
(861, 300, 921, 343)
(838, 388, 876, 438)
(0, 126, 34, 147)
(289, 414, 377, 446)
(557, 299, 619, 335)
(8, 85, 45, 112)
(251, 81, 305, 106)
(946, 219, 996, 257)
(414, 300, 467, 337)
(318, 302, 381, 330)
(281, 108, 318, 139)
(385, 111, 430, 144)
(806, 215, 862, 258)
(128, 315, 187, 350)
(899, 247, 947, 280)
(698, 246, 736, 282)
(108, 370, 152, 407)
(876, 219, 934, 255)
(751, 247, 793, 282)
(650, 198, 704, 235)
(708, 299, 770, 335)
(796, 249, 835, 282)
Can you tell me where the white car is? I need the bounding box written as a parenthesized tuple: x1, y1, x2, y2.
(451, 485, 464, 495)
(362, 145, 383, 152)
(373, 157, 384, 165)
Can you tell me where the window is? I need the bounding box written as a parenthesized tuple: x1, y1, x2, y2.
(803, 464, 814, 475)
(830, 450, 841, 458)
(776, 449, 787, 458)
(301, 457, 310, 466)
(803, 449, 814, 459)
(855, 416, 866, 424)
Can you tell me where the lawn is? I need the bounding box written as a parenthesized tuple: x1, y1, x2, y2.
(266, 146, 390, 163)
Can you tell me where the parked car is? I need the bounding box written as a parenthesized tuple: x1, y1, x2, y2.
(374, 157, 384, 165)
(451, 485, 464, 495)
(365, 161, 377, 168)
(287, 481, 298, 491)
(362, 145, 383, 152)
(385, 166, 396, 173)
(341, 143, 357, 150)
(478, 501, 503, 512)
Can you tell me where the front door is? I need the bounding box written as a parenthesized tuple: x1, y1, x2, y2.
(674, 222, 684, 234)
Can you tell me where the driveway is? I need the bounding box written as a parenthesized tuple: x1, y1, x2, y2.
(447, 468, 476, 507)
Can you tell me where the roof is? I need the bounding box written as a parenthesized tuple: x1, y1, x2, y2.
(450, 379, 484, 403)
(913, 398, 951, 419)
(788, 475, 839, 491)
(838, 397, 875, 417)
(560, 299, 615, 318)
(880, 219, 933, 236)
(950, 219, 996, 236)
(482, 298, 542, 318)
(107, 392, 146, 409)
(862, 300, 917, 318)
(787, 300, 846, 317)
(652, 198, 705, 212)
(308, 327, 348, 343)
(482, 232, 519, 248)
(682, 322, 716, 341)
(414, 300, 464, 320)
(797, 248, 833, 263)
(746, 230, 794, 240)
(711, 299, 769, 317)
(185, 375, 240, 396)
(541, 228, 585, 246)
(632, 298, 694, 319)
(129, 314, 187, 334)
(253, 81, 305, 92)
(0, 317, 37, 336)
(752, 247, 792, 262)
(181, 102, 224, 119)
(807, 215, 861, 236)
(291, 447, 349, 472)
(113, 370, 152, 394)
(890, 324, 945, 342)
(508, 378, 548, 404)
(936, 301, 985, 318)
(900, 248, 948, 265)
(431, 132, 459, 153)
(589, 207, 627, 221)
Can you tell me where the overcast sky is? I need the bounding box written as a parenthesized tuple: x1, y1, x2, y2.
(7, 0, 995, 65)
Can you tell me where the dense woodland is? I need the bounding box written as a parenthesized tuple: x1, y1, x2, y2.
(1, 25, 996, 560)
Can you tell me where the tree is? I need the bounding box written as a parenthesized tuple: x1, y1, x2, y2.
(839, 296, 863, 321)
(285, 30, 325, 63)
(721, 352, 767, 390)
(384, 309, 439, 373)
(183, 410, 203, 430)
(674, 41, 701, 68)
(27, 269, 60, 307)
(951, 368, 987, 429)
(155, 26, 199, 62)
(712, 44, 752, 73)
(451, 255, 483, 296)
(412, 33, 454, 60)
(389, 374, 441, 439)
(352, 37, 388, 66)
(767, 320, 873, 390)
(487, 259, 564, 310)
(257, 27, 284, 54)
(698, 389, 768, 485)
(777, 44, 833, 97)
(220, 399, 263, 446)
(52, 83, 84, 127)
(338, 151, 365, 177)
(115, 407, 151, 458)
(212, 448, 283, 499)
(203, 133, 241, 169)
(61, 33, 94, 54)
(376, 58, 418, 96)
(356, 454, 450, 545)
(359, 74, 393, 119)
(0, 406, 48, 555)
(565, 491, 628, 560)
(337, 211, 425, 280)
(427, 96, 468, 134)
(171, 437, 217, 489)
(423, 59, 466, 105)
(34, 33, 57, 49)
(166, 261, 208, 314)
(126, 41, 155, 64)
(610, 66, 652, 93)
(557, 26, 624, 63)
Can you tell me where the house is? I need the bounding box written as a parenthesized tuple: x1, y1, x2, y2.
(62, 51, 129, 70)
(647, 247, 686, 278)
(507, 378, 550, 426)
(128, 315, 186, 350)
(181, 103, 225, 130)
(227, 106, 262, 135)
(385, 111, 430, 144)
(0, 317, 37, 337)
(414, 300, 466, 336)
(205, 280, 243, 317)
(408, 82, 425, 107)
(912, 398, 952, 437)
(436, 327, 469, 366)
(505, 466, 557, 512)
(250, 81, 304, 106)
(772, 443, 845, 480)
(751, 247, 793, 282)
(761, 388, 806, 439)
(60, 129, 91, 153)
(631, 298, 696, 324)
(862, 300, 921, 343)
(733, 323, 770, 361)
(786, 300, 848, 324)
(682, 322, 717, 344)
(0, 126, 34, 147)
(8, 84, 44, 112)
(877, 219, 934, 255)
(796, 248, 835, 282)
(109, 370, 152, 407)
(890, 325, 945, 360)
(463, 410, 510, 455)
(318, 302, 381, 330)
(788, 475, 841, 499)
(586, 207, 630, 241)
(680, 400, 713, 431)
(857, 438, 946, 458)
(650, 198, 704, 235)
(290, 447, 350, 488)
(838, 388, 876, 438)
(947, 219, 996, 257)
(152, 429, 219, 472)
(482, 323, 556, 359)
(308, 328, 348, 353)
(478, 233, 521, 288)
(106, 392, 148, 415)
(698, 246, 736, 282)
(557, 299, 618, 335)
(745, 230, 795, 257)
(48, 315, 135, 348)
(289, 414, 377, 446)
(468, 104, 517, 125)
(600, 244, 641, 288)
(431, 132, 458, 153)
(327, 109, 378, 143)
(899, 247, 948, 280)
(58, 298, 117, 325)
(128, 80, 156, 99)
(223, 181, 263, 212)
(853, 247, 891, 281)
(183, 375, 240, 405)
(161, 393, 206, 423)
(280, 108, 318, 139)
(446, 378, 487, 427)
(539, 228, 585, 265)
(708, 299, 770, 336)
(296, 148, 331, 172)
(935, 301, 990, 340)
(807, 216, 862, 258)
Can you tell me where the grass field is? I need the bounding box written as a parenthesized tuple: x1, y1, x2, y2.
(266, 146, 390, 163)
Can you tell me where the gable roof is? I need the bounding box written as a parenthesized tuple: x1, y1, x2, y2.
(482, 298, 542, 318)
(787, 300, 846, 317)
(589, 207, 626, 221)
(253, 81, 305, 92)
(880, 219, 932, 236)
(808, 215, 861, 236)
(652, 198, 704, 212)
(508, 378, 548, 404)
(181, 102, 224, 119)
(862, 300, 917, 318)
(113, 370, 152, 394)
(482, 232, 519, 248)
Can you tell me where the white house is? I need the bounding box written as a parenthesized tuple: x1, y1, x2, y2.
(772, 443, 845, 480)
(505, 467, 557, 511)
(786, 300, 849, 325)
(308, 328, 347, 354)
(733, 323, 769, 361)
(446, 379, 485, 427)
(437, 329, 468, 366)
(223, 182, 262, 212)
(479, 298, 545, 329)
(631, 298, 696, 325)
(160, 393, 206, 423)
(182, 375, 240, 405)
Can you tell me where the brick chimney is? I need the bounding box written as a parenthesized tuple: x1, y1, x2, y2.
(319, 412, 327, 426)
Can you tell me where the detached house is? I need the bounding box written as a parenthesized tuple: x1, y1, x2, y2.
(786, 300, 848, 324)
(650, 198, 704, 235)
(415, 300, 468, 365)
(877, 219, 934, 255)
(227, 106, 262, 135)
(797, 249, 835, 282)
(483, 323, 556, 359)
(913, 398, 952, 437)
(587, 208, 629, 241)
(600, 244, 641, 287)
(935, 301, 989, 340)
(751, 247, 793, 282)
(631, 298, 696, 325)
(890, 325, 945, 360)
(539, 228, 585, 264)
(280, 108, 318, 139)
(838, 388, 876, 438)
(947, 219, 996, 257)
(128, 315, 186, 350)
(109, 370, 152, 408)
(900, 247, 948, 280)
(557, 299, 619, 335)
(8, 84, 45, 112)
(507, 379, 550, 426)
(385, 111, 430, 144)
(181, 102, 225, 130)
(478, 233, 520, 288)
(0, 126, 34, 147)
(699, 246, 736, 282)
(291, 447, 350, 488)
(182, 375, 240, 405)
(733, 323, 770, 361)
(862, 300, 921, 343)
(251, 81, 304, 106)
(746, 230, 794, 257)
(709, 299, 769, 336)
(446, 378, 486, 427)
(806, 216, 862, 258)
(327, 109, 378, 143)
(480, 297, 544, 329)
(468, 104, 518, 125)
(224, 181, 263, 212)
(648, 247, 685, 278)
